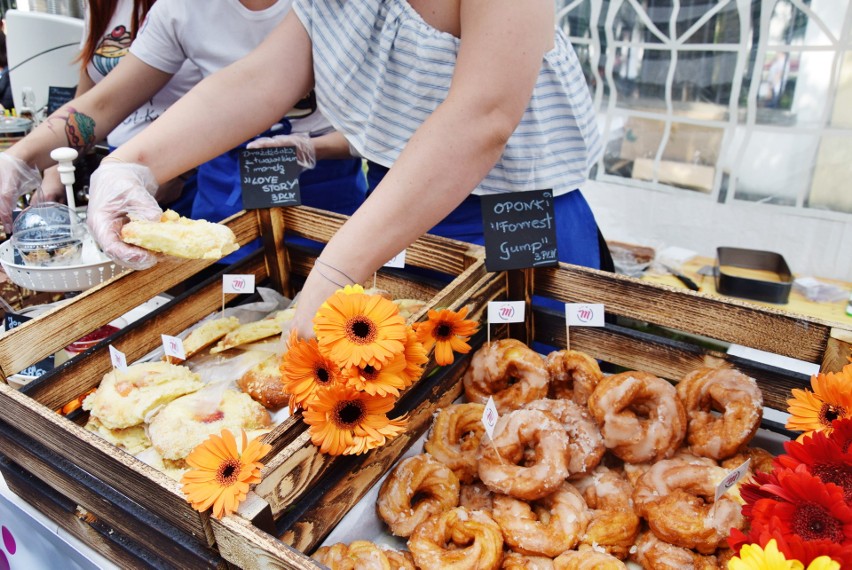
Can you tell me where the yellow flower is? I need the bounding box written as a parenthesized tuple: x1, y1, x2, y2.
(786, 364, 852, 437)
(302, 384, 407, 456)
(401, 327, 429, 384)
(181, 429, 271, 519)
(415, 306, 478, 366)
(728, 540, 803, 570)
(280, 330, 342, 412)
(314, 289, 407, 369)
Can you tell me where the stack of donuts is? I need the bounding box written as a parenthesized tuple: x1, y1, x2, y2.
(314, 339, 771, 570)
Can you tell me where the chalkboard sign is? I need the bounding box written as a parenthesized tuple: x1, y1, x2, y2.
(4, 312, 54, 377)
(47, 86, 77, 115)
(480, 189, 559, 272)
(239, 147, 302, 209)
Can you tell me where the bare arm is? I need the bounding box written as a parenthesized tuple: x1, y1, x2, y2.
(290, 0, 555, 335)
(6, 54, 171, 171)
(110, 11, 315, 184)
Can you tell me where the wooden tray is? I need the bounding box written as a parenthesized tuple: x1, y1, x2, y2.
(0, 206, 499, 568)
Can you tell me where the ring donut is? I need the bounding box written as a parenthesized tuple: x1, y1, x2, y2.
(463, 339, 548, 412)
(545, 349, 603, 405)
(587, 371, 687, 464)
(377, 454, 460, 537)
(408, 507, 503, 570)
(524, 398, 605, 477)
(424, 403, 486, 483)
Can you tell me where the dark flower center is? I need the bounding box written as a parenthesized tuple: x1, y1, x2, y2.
(334, 399, 366, 428)
(361, 365, 378, 381)
(347, 317, 377, 345)
(315, 366, 332, 385)
(217, 459, 241, 487)
(812, 463, 852, 502)
(435, 322, 453, 340)
(820, 404, 845, 426)
(793, 503, 844, 543)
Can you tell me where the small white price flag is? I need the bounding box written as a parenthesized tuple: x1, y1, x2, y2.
(109, 345, 127, 371)
(161, 334, 186, 361)
(223, 274, 255, 294)
(384, 250, 406, 269)
(487, 301, 525, 324)
(565, 303, 606, 327)
(482, 396, 500, 440)
(715, 458, 751, 502)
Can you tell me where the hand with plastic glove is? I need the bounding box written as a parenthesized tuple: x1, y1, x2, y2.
(246, 132, 316, 169)
(0, 153, 43, 233)
(86, 161, 162, 270)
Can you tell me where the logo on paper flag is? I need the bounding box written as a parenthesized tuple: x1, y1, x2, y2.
(482, 397, 500, 439)
(488, 301, 525, 324)
(161, 334, 186, 361)
(715, 459, 751, 502)
(109, 345, 127, 370)
(384, 250, 406, 269)
(223, 274, 255, 294)
(565, 303, 605, 327)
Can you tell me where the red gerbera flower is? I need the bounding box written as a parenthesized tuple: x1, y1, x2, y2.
(777, 428, 852, 503)
(730, 517, 852, 568)
(829, 417, 852, 454)
(747, 466, 852, 547)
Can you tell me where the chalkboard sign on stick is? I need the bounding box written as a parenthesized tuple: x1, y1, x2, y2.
(239, 147, 302, 210)
(47, 86, 77, 115)
(480, 189, 559, 272)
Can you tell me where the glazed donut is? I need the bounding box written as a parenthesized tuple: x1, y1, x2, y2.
(424, 403, 486, 483)
(622, 448, 718, 488)
(632, 459, 744, 554)
(545, 349, 603, 405)
(459, 482, 494, 514)
(491, 482, 590, 557)
(630, 531, 720, 570)
(312, 540, 413, 569)
(502, 552, 554, 570)
(477, 409, 570, 501)
(462, 339, 548, 412)
(721, 446, 774, 475)
(524, 399, 605, 477)
(676, 367, 763, 460)
(407, 507, 503, 570)
(587, 371, 687, 464)
(377, 454, 460, 537)
(571, 466, 640, 559)
(553, 547, 627, 570)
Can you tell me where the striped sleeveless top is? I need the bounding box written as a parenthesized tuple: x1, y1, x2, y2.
(293, 0, 602, 196)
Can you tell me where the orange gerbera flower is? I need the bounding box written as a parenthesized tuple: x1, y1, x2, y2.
(314, 289, 407, 369)
(343, 351, 411, 397)
(302, 384, 407, 456)
(787, 364, 852, 437)
(280, 330, 342, 412)
(181, 429, 271, 519)
(402, 327, 429, 384)
(415, 306, 478, 366)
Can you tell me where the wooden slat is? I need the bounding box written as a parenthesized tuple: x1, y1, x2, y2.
(822, 327, 852, 373)
(534, 263, 841, 364)
(0, 420, 224, 568)
(0, 212, 260, 378)
(258, 208, 292, 297)
(212, 515, 325, 570)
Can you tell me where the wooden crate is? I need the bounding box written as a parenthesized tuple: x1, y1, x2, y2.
(0, 206, 502, 569)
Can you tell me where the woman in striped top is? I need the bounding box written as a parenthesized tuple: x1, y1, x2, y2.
(92, 0, 606, 338)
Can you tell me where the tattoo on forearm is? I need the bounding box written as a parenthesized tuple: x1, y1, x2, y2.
(60, 108, 97, 154)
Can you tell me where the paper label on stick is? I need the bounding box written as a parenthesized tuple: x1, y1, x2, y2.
(565, 303, 606, 327)
(161, 335, 186, 361)
(384, 250, 406, 269)
(109, 345, 127, 371)
(715, 458, 751, 502)
(482, 397, 500, 439)
(487, 301, 525, 324)
(223, 274, 255, 294)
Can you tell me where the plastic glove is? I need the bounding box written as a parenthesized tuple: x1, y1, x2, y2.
(86, 161, 162, 270)
(0, 153, 43, 232)
(246, 133, 316, 169)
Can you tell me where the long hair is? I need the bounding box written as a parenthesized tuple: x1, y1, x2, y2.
(77, 0, 156, 67)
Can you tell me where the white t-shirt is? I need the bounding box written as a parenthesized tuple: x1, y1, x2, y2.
(83, 0, 202, 147)
(130, 0, 331, 136)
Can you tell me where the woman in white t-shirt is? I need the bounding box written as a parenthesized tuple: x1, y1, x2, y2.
(36, 0, 202, 212)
